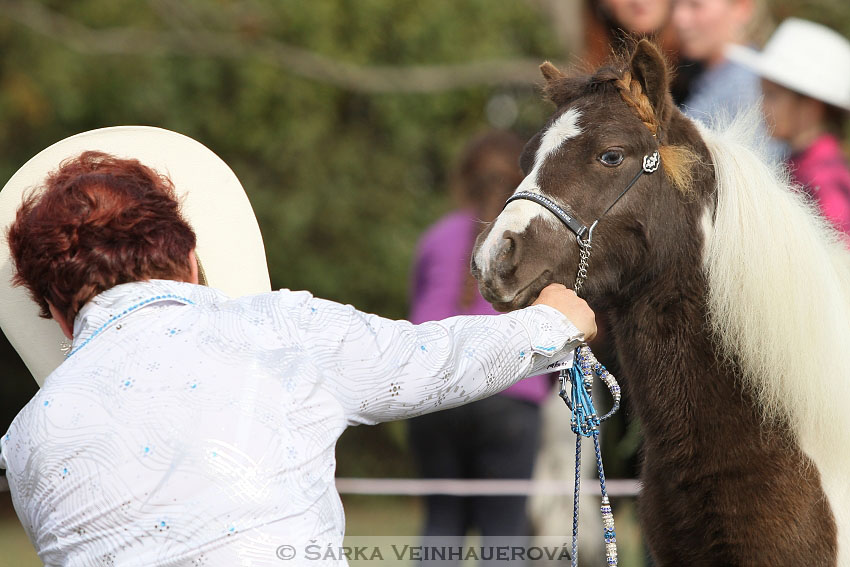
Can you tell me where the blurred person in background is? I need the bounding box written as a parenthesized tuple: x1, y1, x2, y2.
(583, 0, 702, 104)
(671, 2, 764, 125)
(728, 18, 850, 234)
(407, 131, 551, 561)
(672, 0, 786, 161)
(672, 0, 758, 116)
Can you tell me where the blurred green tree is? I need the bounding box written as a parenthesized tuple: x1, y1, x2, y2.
(0, 0, 566, 474)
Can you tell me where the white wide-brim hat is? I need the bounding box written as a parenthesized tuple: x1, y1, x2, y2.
(727, 18, 850, 111)
(0, 126, 271, 386)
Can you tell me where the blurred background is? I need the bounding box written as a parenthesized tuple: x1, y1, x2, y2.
(1, 1, 849, 565)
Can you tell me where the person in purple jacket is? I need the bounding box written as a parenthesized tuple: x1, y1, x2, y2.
(408, 130, 551, 559)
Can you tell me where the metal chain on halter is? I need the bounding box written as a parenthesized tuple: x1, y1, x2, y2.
(573, 235, 593, 295)
(559, 345, 622, 567)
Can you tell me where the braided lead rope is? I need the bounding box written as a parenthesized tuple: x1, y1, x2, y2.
(572, 433, 583, 565)
(559, 345, 621, 566)
(595, 432, 617, 566)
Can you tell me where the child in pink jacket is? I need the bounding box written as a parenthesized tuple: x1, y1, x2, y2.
(729, 18, 850, 234)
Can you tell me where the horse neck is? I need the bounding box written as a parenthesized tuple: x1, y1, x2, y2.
(604, 219, 764, 444)
(600, 139, 840, 566)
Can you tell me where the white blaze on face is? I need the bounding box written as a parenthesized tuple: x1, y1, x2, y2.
(474, 107, 583, 278)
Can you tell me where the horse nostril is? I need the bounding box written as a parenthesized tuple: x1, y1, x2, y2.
(496, 231, 523, 266)
(494, 239, 511, 265)
(470, 255, 481, 279)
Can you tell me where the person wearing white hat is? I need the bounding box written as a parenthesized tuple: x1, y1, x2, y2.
(0, 127, 596, 566)
(728, 18, 850, 234)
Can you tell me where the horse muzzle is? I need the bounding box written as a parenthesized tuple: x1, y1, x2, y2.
(471, 229, 553, 310)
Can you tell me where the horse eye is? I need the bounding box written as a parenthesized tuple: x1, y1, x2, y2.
(599, 149, 624, 167)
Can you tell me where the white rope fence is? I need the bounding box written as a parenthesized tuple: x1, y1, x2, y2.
(334, 478, 641, 497)
(0, 476, 641, 497)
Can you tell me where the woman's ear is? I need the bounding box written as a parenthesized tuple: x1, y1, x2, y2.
(48, 302, 74, 340)
(188, 249, 200, 285)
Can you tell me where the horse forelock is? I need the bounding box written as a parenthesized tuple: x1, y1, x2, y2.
(699, 110, 850, 558)
(612, 69, 660, 136)
(549, 59, 661, 136)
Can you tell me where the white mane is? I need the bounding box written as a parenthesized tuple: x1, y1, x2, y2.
(699, 110, 850, 559)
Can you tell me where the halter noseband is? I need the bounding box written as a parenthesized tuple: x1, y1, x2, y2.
(503, 150, 660, 293)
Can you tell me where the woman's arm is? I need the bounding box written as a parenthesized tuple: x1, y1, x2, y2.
(298, 291, 587, 426)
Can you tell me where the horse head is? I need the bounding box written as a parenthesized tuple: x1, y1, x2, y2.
(472, 40, 712, 308)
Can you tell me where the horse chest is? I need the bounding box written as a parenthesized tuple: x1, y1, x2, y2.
(611, 310, 838, 565)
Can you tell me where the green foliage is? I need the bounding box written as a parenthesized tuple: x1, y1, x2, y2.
(769, 0, 850, 37)
(0, 0, 559, 319)
(0, 0, 561, 467)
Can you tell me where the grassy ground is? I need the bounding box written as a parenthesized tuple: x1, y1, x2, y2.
(0, 491, 645, 566)
(0, 492, 40, 567)
(340, 494, 646, 567)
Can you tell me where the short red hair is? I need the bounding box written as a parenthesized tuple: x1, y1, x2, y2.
(8, 151, 197, 323)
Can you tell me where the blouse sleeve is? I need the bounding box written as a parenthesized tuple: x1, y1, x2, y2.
(296, 296, 583, 426)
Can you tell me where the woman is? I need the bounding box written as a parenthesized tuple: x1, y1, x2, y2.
(0, 144, 594, 566)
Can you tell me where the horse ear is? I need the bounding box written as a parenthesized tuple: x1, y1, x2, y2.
(629, 40, 671, 119)
(540, 61, 565, 85)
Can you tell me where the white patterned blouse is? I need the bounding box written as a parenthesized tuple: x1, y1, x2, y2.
(0, 279, 582, 566)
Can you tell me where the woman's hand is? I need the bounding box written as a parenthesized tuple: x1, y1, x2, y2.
(532, 283, 597, 341)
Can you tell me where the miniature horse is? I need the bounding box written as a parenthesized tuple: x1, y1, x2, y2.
(472, 40, 850, 565)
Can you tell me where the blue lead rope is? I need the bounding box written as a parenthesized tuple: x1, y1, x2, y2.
(559, 345, 621, 567)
